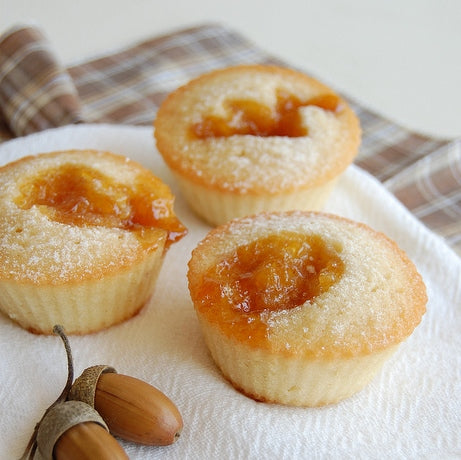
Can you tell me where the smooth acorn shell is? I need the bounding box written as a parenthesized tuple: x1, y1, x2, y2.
(54, 421, 129, 460)
(95, 372, 183, 446)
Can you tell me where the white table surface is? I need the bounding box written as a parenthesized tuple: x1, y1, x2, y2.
(1, 0, 460, 139)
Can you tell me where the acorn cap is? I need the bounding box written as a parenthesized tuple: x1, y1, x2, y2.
(68, 365, 116, 407)
(35, 400, 108, 460)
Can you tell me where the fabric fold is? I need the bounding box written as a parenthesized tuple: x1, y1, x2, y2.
(0, 24, 84, 140)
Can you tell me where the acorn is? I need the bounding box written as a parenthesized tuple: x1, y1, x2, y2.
(36, 400, 128, 460)
(69, 365, 183, 446)
(20, 327, 129, 460)
(21, 325, 183, 458)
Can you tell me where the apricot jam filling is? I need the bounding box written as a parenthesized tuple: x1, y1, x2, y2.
(14, 163, 187, 249)
(195, 231, 344, 343)
(192, 90, 340, 139)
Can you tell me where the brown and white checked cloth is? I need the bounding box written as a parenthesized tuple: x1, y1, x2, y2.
(1, 23, 460, 256)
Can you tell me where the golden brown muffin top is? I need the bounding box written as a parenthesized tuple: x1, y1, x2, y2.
(0, 150, 186, 284)
(154, 65, 361, 195)
(188, 211, 427, 358)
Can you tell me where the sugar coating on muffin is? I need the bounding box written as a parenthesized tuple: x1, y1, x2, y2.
(154, 65, 361, 225)
(188, 211, 427, 406)
(0, 149, 187, 334)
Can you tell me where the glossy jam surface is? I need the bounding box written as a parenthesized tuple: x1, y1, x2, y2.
(195, 231, 344, 344)
(192, 91, 340, 139)
(15, 163, 187, 249)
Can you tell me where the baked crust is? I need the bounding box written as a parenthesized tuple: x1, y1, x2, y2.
(154, 65, 361, 195)
(188, 211, 427, 359)
(0, 149, 186, 334)
(0, 149, 183, 284)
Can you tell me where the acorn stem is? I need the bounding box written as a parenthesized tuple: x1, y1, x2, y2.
(53, 324, 75, 402)
(19, 325, 75, 460)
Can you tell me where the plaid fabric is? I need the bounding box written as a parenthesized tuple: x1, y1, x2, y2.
(0, 25, 83, 139)
(67, 24, 283, 125)
(0, 23, 460, 256)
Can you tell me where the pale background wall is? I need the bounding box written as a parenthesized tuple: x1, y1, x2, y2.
(2, 0, 460, 138)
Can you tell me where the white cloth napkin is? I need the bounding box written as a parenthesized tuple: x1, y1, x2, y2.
(0, 125, 459, 459)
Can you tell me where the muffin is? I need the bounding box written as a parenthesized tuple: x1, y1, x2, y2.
(0, 149, 187, 334)
(154, 65, 361, 226)
(187, 211, 427, 406)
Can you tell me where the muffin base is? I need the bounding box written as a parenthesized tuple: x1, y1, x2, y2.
(174, 172, 338, 226)
(0, 247, 165, 335)
(198, 316, 400, 407)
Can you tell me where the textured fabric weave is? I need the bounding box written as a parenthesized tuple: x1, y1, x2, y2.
(0, 25, 83, 138)
(0, 23, 459, 255)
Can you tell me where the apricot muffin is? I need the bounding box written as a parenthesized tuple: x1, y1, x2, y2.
(154, 65, 361, 226)
(0, 150, 187, 334)
(187, 211, 426, 406)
